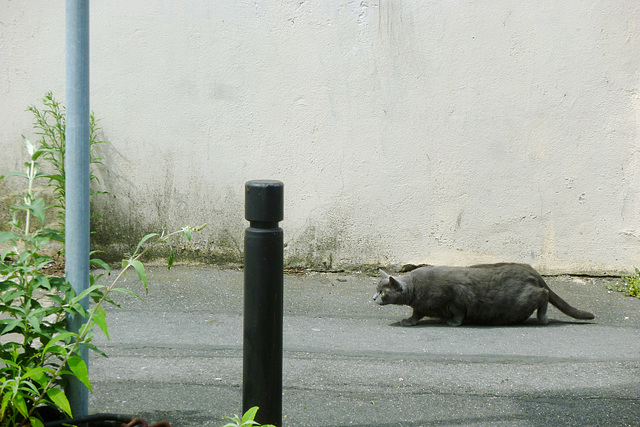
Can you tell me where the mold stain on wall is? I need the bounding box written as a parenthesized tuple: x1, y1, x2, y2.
(283, 204, 391, 270)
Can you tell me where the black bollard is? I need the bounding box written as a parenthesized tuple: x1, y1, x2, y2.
(243, 180, 284, 426)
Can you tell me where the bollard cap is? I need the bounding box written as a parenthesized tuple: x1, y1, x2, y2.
(245, 180, 284, 222)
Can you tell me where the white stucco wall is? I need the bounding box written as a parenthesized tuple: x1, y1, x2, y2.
(1, 1, 639, 274)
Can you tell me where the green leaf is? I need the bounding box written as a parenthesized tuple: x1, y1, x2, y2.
(23, 367, 50, 386)
(26, 313, 42, 334)
(22, 135, 35, 157)
(31, 148, 47, 162)
(35, 170, 53, 179)
(1, 246, 17, 261)
(220, 415, 242, 427)
(47, 387, 72, 417)
(134, 233, 159, 255)
(130, 260, 148, 292)
(1, 392, 10, 420)
(90, 257, 111, 271)
(0, 280, 19, 293)
(65, 301, 89, 318)
(72, 284, 107, 305)
(92, 307, 109, 340)
(13, 393, 28, 418)
(29, 417, 45, 427)
(48, 276, 69, 290)
(0, 280, 25, 304)
(83, 341, 108, 358)
(242, 406, 259, 424)
(65, 303, 88, 319)
(1, 318, 22, 335)
(168, 247, 175, 270)
(1, 289, 25, 304)
(37, 228, 64, 242)
(67, 355, 91, 392)
(30, 197, 46, 225)
(0, 170, 28, 180)
(111, 287, 143, 299)
(0, 231, 20, 244)
(32, 274, 50, 291)
(42, 345, 69, 358)
(42, 331, 78, 354)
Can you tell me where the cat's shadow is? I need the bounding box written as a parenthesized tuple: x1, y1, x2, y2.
(389, 318, 596, 328)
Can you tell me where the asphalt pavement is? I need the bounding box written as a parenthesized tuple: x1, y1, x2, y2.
(89, 266, 640, 426)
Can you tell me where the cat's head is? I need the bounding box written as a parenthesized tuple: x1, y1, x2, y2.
(373, 269, 406, 305)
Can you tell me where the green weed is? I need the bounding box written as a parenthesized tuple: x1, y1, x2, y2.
(27, 91, 107, 230)
(1, 136, 205, 426)
(616, 269, 640, 298)
(220, 406, 275, 427)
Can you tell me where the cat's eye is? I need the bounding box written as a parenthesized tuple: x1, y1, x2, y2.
(380, 291, 386, 296)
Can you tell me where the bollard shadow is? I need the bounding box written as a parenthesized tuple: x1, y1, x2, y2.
(388, 317, 597, 328)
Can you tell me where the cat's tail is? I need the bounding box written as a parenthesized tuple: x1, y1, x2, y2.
(541, 279, 595, 320)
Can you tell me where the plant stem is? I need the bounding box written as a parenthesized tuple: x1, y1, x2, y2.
(19, 159, 38, 360)
(24, 159, 36, 239)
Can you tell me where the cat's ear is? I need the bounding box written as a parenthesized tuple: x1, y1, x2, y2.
(379, 269, 390, 279)
(388, 276, 403, 290)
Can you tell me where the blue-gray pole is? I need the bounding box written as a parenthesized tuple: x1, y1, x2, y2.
(243, 180, 284, 426)
(65, 0, 90, 418)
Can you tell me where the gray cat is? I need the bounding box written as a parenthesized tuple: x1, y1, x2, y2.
(373, 263, 595, 326)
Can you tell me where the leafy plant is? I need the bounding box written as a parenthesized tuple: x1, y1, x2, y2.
(220, 407, 276, 427)
(0, 137, 71, 426)
(0, 136, 205, 426)
(612, 269, 640, 298)
(27, 91, 107, 229)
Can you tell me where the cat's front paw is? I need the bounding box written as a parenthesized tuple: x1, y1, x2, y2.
(400, 318, 418, 326)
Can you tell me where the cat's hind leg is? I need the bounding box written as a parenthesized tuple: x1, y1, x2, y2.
(400, 309, 424, 326)
(446, 304, 465, 326)
(536, 289, 550, 325)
